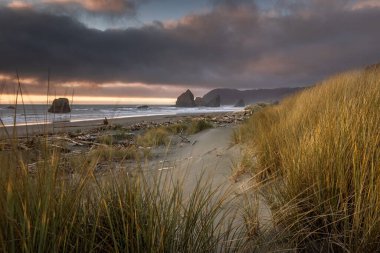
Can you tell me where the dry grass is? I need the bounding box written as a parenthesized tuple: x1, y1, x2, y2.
(187, 119, 213, 134)
(230, 147, 256, 182)
(0, 139, 256, 252)
(238, 68, 380, 251)
(136, 127, 171, 147)
(136, 119, 213, 147)
(88, 145, 140, 162)
(0, 115, 257, 252)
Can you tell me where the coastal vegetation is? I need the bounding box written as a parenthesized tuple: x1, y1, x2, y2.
(0, 114, 255, 252)
(236, 67, 380, 251)
(0, 156, 247, 252)
(136, 119, 213, 147)
(0, 66, 378, 252)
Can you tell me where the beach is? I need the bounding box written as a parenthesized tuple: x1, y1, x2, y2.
(1, 111, 245, 138)
(0, 108, 254, 175)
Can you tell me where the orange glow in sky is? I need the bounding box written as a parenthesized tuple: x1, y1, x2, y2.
(0, 94, 175, 105)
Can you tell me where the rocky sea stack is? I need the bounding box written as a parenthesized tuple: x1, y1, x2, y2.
(137, 105, 149, 110)
(48, 98, 71, 113)
(176, 90, 221, 107)
(176, 89, 196, 107)
(194, 97, 204, 106)
(204, 95, 220, 107)
(234, 99, 245, 107)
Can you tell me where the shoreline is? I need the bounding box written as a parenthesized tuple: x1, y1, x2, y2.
(0, 111, 242, 139)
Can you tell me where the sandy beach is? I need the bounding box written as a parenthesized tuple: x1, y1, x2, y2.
(0, 111, 234, 139)
(0, 109, 253, 174)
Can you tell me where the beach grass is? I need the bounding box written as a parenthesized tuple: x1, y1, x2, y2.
(88, 145, 140, 162)
(0, 139, 254, 252)
(136, 127, 171, 147)
(136, 119, 213, 147)
(237, 68, 380, 251)
(187, 119, 213, 134)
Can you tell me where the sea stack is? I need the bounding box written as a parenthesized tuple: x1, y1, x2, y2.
(234, 99, 245, 107)
(48, 98, 71, 113)
(204, 95, 221, 107)
(194, 97, 204, 106)
(137, 105, 149, 110)
(176, 89, 196, 107)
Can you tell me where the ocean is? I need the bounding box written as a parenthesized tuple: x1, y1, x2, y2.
(0, 104, 241, 126)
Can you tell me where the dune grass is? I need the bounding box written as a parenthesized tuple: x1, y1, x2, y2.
(136, 119, 213, 147)
(237, 68, 380, 251)
(0, 115, 250, 252)
(187, 119, 213, 134)
(0, 139, 255, 252)
(136, 127, 171, 147)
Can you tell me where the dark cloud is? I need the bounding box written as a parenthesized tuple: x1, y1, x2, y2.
(0, 0, 380, 97)
(2, 0, 143, 15)
(1, 0, 147, 29)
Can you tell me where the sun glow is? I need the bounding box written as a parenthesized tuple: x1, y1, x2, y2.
(0, 94, 175, 105)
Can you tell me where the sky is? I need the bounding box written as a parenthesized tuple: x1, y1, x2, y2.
(0, 0, 379, 104)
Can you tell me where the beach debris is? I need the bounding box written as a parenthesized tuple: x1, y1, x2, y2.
(17, 143, 29, 150)
(158, 166, 174, 171)
(3, 109, 255, 178)
(179, 134, 190, 143)
(50, 144, 71, 153)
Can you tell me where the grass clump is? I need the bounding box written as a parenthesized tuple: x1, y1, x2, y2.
(0, 143, 250, 252)
(239, 68, 380, 251)
(136, 127, 170, 147)
(88, 145, 140, 162)
(232, 104, 267, 145)
(96, 131, 132, 145)
(136, 119, 213, 147)
(166, 122, 189, 134)
(230, 148, 256, 182)
(188, 119, 213, 134)
(166, 119, 213, 135)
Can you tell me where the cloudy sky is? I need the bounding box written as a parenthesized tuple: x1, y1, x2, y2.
(0, 0, 379, 104)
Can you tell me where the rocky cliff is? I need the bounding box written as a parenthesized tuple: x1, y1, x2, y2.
(202, 87, 304, 105)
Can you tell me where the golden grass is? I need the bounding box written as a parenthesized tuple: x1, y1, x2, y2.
(238, 68, 380, 251)
(136, 127, 171, 147)
(88, 145, 140, 162)
(0, 114, 256, 252)
(187, 119, 213, 134)
(136, 119, 213, 147)
(0, 142, 254, 252)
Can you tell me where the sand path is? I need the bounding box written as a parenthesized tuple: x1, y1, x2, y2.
(145, 126, 273, 238)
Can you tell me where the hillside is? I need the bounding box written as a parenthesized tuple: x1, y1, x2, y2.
(202, 87, 303, 105)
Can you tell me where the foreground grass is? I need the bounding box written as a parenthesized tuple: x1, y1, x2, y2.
(238, 68, 380, 251)
(0, 138, 255, 252)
